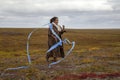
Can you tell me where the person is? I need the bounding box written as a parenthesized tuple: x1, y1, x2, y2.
(46, 17, 66, 62)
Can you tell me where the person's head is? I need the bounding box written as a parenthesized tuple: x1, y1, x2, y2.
(50, 17, 58, 25)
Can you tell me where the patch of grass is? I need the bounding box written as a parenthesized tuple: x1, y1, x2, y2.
(0, 29, 120, 80)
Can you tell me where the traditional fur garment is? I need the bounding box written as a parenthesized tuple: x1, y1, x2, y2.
(47, 24, 66, 61)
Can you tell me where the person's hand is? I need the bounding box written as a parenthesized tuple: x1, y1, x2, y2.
(54, 37, 58, 42)
(52, 35, 57, 42)
(63, 25, 65, 30)
(62, 25, 66, 32)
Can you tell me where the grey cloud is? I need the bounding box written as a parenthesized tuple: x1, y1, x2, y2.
(0, 0, 120, 28)
(108, 0, 120, 10)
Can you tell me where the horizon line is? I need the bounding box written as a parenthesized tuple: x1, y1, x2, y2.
(0, 27, 120, 29)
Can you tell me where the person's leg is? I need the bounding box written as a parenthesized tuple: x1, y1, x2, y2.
(53, 51, 57, 62)
(59, 36, 65, 58)
(46, 53, 50, 62)
(53, 57, 57, 62)
(60, 46, 65, 58)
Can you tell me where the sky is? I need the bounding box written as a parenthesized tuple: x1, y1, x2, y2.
(0, 0, 120, 29)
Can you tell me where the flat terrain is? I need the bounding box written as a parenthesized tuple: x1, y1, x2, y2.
(0, 28, 120, 80)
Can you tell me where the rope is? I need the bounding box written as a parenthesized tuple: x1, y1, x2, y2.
(0, 23, 75, 76)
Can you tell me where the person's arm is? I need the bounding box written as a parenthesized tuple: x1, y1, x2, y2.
(59, 25, 66, 35)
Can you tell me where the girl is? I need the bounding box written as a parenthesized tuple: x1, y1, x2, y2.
(47, 17, 66, 62)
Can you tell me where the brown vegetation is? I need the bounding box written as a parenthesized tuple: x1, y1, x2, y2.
(0, 28, 120, 80)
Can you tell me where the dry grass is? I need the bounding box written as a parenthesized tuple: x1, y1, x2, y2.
(0, 28, 120, 80)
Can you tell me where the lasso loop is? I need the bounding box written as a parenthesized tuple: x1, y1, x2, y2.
(1, 23, 75, 76)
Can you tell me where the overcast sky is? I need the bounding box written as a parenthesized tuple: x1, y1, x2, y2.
(0, 0, 120, 29)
